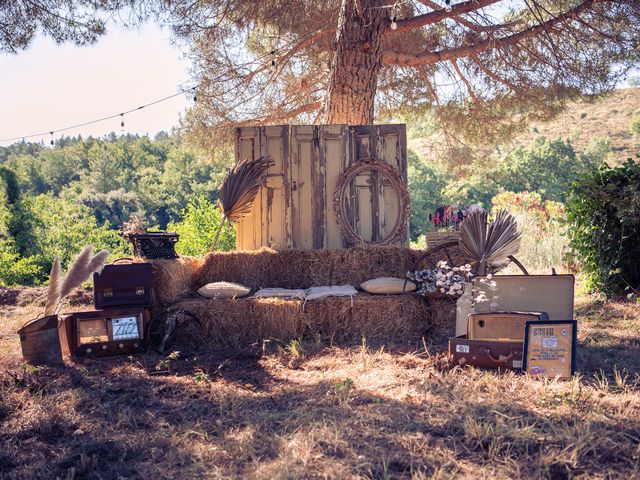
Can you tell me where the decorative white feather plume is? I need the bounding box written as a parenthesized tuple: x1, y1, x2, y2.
(44, 256, 61, 316)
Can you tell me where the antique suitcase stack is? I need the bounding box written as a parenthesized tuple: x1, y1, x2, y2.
(449, 312, 548, 370)
(449, 274, 575, 371)
(60, 260, 154, 358)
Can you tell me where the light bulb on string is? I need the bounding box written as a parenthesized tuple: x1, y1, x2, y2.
(390, 16, 398, 30)
(50, 131, 54, 146)
(445, 0, 452, 12)
(120, 113, 125, 129)
(271, 50, 276, 67)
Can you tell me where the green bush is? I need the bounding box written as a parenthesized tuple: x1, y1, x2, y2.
(566, 157, 640, 296)
(492, 191, 567, 274)
(0, 248, 44, 287)
(167, 196, 235, 256)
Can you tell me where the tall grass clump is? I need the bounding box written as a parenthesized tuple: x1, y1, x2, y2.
(491, 191, 567, 274)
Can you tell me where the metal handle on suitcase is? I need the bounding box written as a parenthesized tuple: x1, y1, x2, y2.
(480, 347, 513, 365)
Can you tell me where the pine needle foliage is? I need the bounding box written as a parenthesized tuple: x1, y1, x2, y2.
(459, 210, 521, 275)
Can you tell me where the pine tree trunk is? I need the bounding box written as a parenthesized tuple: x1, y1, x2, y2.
(324, 0, 388, 125)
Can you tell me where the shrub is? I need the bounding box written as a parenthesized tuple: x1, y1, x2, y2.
(167, 196, 235, 256)
(0, 247, 43, 287)
(491, 191, 567, 274)
(566, 157, 640, 296)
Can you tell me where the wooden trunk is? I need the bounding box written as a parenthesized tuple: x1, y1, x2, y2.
(235, 124, 407, 250)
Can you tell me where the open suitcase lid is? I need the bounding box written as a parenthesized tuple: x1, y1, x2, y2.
(472, 274, 574, 321)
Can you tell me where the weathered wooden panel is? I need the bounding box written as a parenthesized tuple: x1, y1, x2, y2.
(322, 125, 350, 248)
(234, 124, 407, 250)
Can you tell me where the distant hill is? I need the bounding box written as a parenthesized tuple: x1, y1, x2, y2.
(408, 87, 640, 164)
(518, 87, 640, 163)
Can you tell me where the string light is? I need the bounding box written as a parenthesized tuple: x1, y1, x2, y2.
(120, 113, 125, 128)
(271, 50, 276, 67)
(390, 16, 398, 30)
(0, 88, 198, 144)
(445, 0, 453, 12)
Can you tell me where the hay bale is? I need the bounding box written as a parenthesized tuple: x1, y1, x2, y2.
(198, 246, 423, 290)
(151, 256, 204, 305)
(169, 293, 449, 347)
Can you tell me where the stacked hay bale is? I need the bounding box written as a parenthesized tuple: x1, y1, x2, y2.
(147, 246, 460, 348)
(195, 246, 424, 290)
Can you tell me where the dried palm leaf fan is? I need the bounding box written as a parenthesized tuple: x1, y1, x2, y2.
(210, 156, 274, 251)
(459, 210, 521, 275)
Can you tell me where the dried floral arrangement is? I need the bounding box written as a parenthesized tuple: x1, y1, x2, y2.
(43, 245, 110, 317)
(408, 261, 474, 298)
(121, 213, 147, 240)
(211, 155, 274, 251)
(459, 209, 521, 276)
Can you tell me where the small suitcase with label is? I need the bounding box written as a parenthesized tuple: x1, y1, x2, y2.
(93, 259, 153, 309)
(467, 311, 549, 342)
(449, 335, 524, 370)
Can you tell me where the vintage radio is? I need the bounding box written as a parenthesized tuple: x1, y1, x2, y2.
(449, 335, 524, 371)
(467, 311, 549, 342)
(93, 260, 153, 309)
(61, 307, 149, 358)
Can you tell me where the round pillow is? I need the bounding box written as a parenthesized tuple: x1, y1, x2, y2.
(198, 281, 251, 299)
(360, 277, 416, 295)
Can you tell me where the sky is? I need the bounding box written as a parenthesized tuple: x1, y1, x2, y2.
(0, 23, 191, 146)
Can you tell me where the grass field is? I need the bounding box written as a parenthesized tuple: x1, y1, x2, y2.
(1, 287, 639, 479)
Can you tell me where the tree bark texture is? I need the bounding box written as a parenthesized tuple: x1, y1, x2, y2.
(324, 0, 388, 125)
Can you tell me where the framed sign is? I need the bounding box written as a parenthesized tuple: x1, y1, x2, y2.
(523, 320, 577, 379)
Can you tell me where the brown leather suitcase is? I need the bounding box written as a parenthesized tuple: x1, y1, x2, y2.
(93, 260, 153, 309)
(467, 311, 549, 342)
(449, 335, 523, 370)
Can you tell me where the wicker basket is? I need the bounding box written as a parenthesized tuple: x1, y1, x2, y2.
(424, 231, 460, 249)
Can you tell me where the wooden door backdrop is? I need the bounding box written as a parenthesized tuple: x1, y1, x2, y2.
(235, 124, 407, 250)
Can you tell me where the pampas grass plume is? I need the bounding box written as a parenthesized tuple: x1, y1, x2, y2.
(86, 249, 110, 276)
(58, 245, 95, 300)
(44, 256, 61, 316)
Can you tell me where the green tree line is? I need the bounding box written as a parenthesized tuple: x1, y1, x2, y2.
(0, 131, 614, 286)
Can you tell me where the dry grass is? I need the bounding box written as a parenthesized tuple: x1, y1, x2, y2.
(1, 283, 639, 479)
(516, 87, 640, 163)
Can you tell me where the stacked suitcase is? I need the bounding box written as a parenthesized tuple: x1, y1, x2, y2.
(449, 311, 548, 370)
(448, 274, 576, 372)
(60, 260, 154, 358)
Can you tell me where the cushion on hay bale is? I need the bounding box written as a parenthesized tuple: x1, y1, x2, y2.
(197, 281, 251, 299)
(168, 293, 453, 347)
(254, 288, 306, 299)
(305, 285, 358, 302)
(361, 277, 416, 294)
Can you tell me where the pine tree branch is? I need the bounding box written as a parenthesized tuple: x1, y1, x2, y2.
(451, 59, 478, 101)
(416, 0, 484, 31)
(382, 0, 600, 67)
(387, 0, 502, 35)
